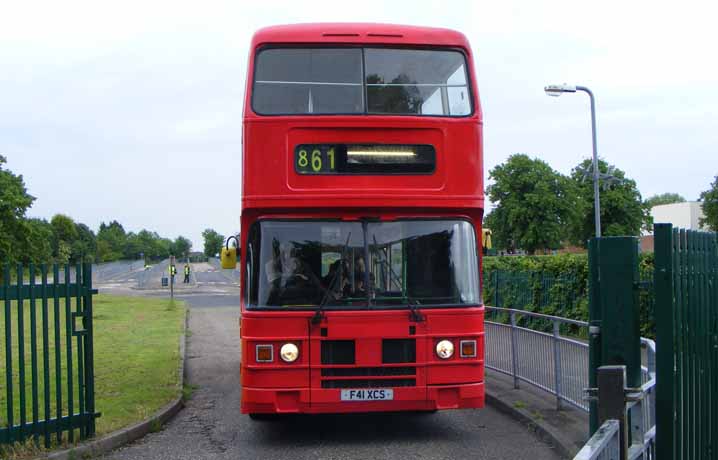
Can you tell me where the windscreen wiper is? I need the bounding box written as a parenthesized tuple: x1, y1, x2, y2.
(312, 232, 352, 325)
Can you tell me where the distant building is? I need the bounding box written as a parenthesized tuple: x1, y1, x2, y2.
(641, 201, 707, 252)
(651, 201, 707, 231)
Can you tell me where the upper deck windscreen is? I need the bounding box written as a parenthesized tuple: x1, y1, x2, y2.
(252, 47, 472, 116)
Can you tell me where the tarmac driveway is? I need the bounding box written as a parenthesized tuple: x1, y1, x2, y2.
(103, 293, 562, 460)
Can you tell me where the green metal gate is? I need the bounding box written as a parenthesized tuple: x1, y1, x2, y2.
(655, 224, 718, 460)
(1, 263, 98, 447)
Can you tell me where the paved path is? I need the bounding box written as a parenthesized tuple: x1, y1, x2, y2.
(101, 292, 562, 460)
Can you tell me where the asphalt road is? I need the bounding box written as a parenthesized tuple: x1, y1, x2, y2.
(102, 292, 561, 460)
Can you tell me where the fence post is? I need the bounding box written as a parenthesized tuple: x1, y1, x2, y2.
(3, 264, 13, 444)
(83, 263, 97, 437)
(493, 270, 499, 307)
(510, 310, 519, 389)
(552, 319, 562, 410)
(597, 365, 630, 459)
(654, 223, 675, 460)
(588, 238, 602, 435)
(588, 237, 641, 436)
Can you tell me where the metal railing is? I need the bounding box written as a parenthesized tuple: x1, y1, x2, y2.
(484, 306, 657, 459)
(574, 419, 621, 460)
(575, 357, 656, 460)
(627, 340, 656, 460)
(485, 306, 591, 411)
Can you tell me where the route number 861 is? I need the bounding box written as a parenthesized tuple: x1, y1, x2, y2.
(296, 147, 335, 173)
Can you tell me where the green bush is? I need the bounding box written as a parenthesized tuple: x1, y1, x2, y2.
(482, 253, 656, 338)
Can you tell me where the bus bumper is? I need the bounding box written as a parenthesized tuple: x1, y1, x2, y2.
(241, 382, 484, 414)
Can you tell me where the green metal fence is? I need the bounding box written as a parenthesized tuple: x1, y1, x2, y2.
(485, 270, 583, 310)
(484, 269, 656, 338)
(655, 224, 718, 460)
(1, 263, 98, 447)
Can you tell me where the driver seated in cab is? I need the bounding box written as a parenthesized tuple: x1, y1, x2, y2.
(266, 241, 323, 306)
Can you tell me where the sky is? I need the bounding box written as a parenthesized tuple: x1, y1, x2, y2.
(1, 0, 717, 249)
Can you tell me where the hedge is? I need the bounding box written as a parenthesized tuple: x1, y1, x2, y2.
(482, 253, 656, 338)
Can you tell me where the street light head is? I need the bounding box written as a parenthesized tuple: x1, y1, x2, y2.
(544, 84, 577, 96)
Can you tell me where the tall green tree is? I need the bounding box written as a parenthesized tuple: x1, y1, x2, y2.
(50, 214, 78, 263)
(173, 236, 192, 258)
(0, 155, 35, 263)
(158, 238, 173, 259)
(72, 223, 97, 263)
(202, 229, 225, 258)
(699, 175, 718, 231)
(96, 220, 127, 262)
(486, 154, 577, 254)
(21, 218, 54, 264)
(570, 159, 650, 246)
(130, 230, 170, 260)
(123, 232, 143, 260)
(645, 193, 686, 208)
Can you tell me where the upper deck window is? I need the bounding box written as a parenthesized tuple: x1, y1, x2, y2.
(364, 49, 470, 116)
(254, 48, 364, 115)
(252, 47, 472, 116)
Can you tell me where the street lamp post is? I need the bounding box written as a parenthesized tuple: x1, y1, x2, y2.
(544, 84, 601, 238)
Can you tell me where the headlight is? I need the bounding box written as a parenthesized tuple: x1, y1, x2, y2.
(280, 343, 299, 363)
(436, 340, 454, 359)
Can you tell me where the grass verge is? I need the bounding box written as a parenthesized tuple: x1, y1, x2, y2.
(1, 294, 185, 458)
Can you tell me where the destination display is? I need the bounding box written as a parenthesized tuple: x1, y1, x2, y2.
(294, 144, 435, 175)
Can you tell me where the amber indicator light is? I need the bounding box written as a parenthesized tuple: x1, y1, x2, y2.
(256, 344, 273, 362)
(460, 340, 476, 358)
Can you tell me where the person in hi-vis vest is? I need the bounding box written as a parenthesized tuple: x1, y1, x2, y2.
(183, 263, 191, 284)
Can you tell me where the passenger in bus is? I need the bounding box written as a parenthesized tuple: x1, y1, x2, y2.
(351, 272, 376, 299)
(322, 259, 350, 300)
(351, 256, 375, 299)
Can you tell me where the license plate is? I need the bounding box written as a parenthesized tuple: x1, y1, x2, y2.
(340, 389, 394, 401)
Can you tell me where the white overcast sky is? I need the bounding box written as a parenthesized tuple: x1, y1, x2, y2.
(1, 0, 717, 249)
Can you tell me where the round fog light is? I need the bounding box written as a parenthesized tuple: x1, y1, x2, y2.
(280, 343, 299, 362)
(436, 340, 454, 359)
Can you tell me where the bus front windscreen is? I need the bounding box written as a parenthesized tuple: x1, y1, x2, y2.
(244, 220, 480, 309)
(252, 47, 471, 116)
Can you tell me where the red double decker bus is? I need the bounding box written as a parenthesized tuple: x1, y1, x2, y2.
(233, 23, 484, 417)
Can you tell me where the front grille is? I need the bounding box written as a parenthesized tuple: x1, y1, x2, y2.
(322, 379, 416, 389)
(322, 367, 416, 377)
(382, 339, 416, 363)
(321, 340, 355, 365)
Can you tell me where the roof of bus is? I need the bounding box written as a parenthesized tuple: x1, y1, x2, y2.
(251, 23, 472, 50)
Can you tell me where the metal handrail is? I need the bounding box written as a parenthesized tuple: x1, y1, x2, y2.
(485, 307, 656, 425)
(485, 305, 658, 460)
(574, 419, 621, 460)
(485, 306, 591, 411)
(486, 306, 590, 327)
